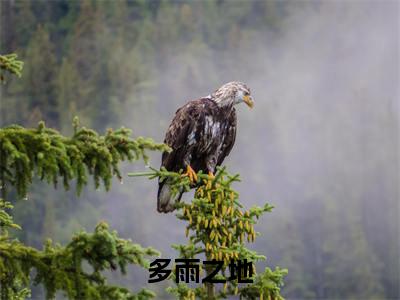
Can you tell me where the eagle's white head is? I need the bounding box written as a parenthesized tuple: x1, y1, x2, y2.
(211, 81, 254, 109)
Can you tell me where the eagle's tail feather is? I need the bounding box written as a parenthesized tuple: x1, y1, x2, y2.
(157, 180, 183, 213)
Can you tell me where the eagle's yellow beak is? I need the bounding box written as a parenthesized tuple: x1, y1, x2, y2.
(243, 95, 254, 108)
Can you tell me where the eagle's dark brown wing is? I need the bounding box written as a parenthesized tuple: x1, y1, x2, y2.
(158, 99, 207, 213)
(161, 99, 204, 172)
(217, 108, 237, 166)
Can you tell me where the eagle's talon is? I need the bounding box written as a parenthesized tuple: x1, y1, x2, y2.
(183, 165, 198, 183)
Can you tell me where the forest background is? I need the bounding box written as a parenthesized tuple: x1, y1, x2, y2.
(0, 0, 398, 299)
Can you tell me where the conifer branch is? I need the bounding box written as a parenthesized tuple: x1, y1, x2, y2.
(0, 199, 21, 231)
(0, 221, 159, 300)
(0, 118, 170, 198)
(0, 53, 23, 81)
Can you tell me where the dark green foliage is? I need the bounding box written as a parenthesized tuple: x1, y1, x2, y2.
(129, 167, 288, 299)
(0, 117, 169, 199)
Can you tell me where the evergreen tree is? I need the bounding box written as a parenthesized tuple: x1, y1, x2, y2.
(57, 57, 82, 134)
(67, 0, 113, 131)
(130, 167, 287, 299)
(23, 26, 59, 127)
(0, 115, 169, 300)
(12, 1, 36, 48)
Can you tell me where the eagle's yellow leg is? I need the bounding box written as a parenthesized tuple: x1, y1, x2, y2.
(208, 171, 215, 179)
(183, 165, 198, 183)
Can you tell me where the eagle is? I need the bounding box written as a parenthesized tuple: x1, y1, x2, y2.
(157, 81, 254, 213)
